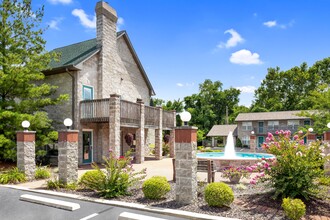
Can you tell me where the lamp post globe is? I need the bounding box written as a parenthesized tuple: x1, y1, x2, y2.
(327, 122, 330, 129)
(21, 120, 30, 131)
(180, 111, 191, 126)
(64, 118, 73, 130)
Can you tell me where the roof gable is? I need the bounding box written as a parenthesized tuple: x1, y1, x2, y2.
(207, 125, 238, 136)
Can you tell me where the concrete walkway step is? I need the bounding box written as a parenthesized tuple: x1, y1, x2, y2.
(20, 194, 80, 211)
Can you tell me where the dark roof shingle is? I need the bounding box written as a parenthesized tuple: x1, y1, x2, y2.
(207, 125, 238, 136)
(235, 110, 310, 122)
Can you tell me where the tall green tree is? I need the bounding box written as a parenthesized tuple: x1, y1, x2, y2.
(0, 0, 67, 161)
(253, 58, 330, 112)
(184, 79, 240, 136)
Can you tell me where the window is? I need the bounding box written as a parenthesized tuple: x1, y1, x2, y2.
(242, 135, 250, 146)
(83, 85, 93, 100)
(242, 122, 252, 131)
(268, 121, 279, 130)
(288, 120, 300, 131)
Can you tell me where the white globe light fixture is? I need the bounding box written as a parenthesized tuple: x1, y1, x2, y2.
(21, 120, 30, 132)
(180, 111, 191, 126)
(327, 122, 330, 129)
(251, 131, 255, 135)
(64, 118, 73, 130)
(308, 127, 313, 133)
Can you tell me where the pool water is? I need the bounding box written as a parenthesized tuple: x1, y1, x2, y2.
(197, 152, 275, 159)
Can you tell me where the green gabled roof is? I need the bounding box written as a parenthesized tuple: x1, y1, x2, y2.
(49, 38, 98, 69)
(48, 31, 125, 70)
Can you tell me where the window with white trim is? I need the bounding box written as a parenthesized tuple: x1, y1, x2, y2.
(242, 135, 250, 146)
(242, 122, 252, 131)
(288, 120, 300, 130)
(268, 121, 279, 130)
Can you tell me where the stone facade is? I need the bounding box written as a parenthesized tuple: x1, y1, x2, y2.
(135, 99, 145, 163)
(58, 130, 79, 184)
(16, 131, 36, 180)
(109, 94, 121, 157)
(175, 127, 198, 204)
(43, 73, 73, 129)
(155, 107, 163, 160)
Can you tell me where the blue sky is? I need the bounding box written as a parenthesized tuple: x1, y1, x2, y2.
(35, 0, 330, 107)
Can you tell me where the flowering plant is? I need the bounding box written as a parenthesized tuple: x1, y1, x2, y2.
(248, 130, 330, 199)
(222, 166, 249, 179)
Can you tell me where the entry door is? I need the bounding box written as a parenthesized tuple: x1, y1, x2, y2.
(83, 131, 93, 164)
(257, 136, 264, 148)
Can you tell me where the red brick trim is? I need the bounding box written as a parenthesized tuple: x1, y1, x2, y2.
(175, 128, 197, 143)
(16, 132, 36, 142)
(58, 131, 79, 142)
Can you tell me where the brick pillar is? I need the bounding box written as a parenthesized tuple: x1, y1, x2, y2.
(16, 131, 36, 180)
(323, 131, 330, 175)
(58, 130, 79, 184)
(135, 99, 145, 163)
(307, 133, 316, 145)
(169, 110, 176, 158)
(155, 106, 163, 160)
(250, 134, 256, 152)
(175, 126, 198, 204)
(109, 94, 121, 157)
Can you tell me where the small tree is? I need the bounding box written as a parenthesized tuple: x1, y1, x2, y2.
(0, 0, 68, 161)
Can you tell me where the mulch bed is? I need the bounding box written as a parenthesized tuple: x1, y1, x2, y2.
(58, 181, 330, 220)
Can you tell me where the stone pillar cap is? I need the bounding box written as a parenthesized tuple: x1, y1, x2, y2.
(16, 131, 36, 134)
(175, 126, 198, 130)
(95, 1, 118, 22)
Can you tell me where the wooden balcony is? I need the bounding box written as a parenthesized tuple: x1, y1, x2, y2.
(80, 98, 175, 129)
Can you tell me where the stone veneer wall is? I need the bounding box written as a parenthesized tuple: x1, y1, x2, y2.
(17, 131, 36, 180)
(43, 73, 73, 129)
(58, 131, 78, 184)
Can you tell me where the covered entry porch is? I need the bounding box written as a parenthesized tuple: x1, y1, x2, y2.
(78, 94, 176, 164)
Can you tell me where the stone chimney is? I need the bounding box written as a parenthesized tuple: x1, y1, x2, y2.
(95, 1, 120, 98)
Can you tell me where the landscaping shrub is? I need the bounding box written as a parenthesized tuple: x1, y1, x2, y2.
(0, 167, 26, 184)
(81, 151, 146, 198)
(46, 179, 65, 189)
(162, 143, 170, 156)
(249, 130, 330, 199)
(204, 182, 234, 207)
(142, 176, 170, 199)
(79, 170, 105, 190)
(46, 178, 77, 190)
(282, 197, 306, 220)
(35, 166, 51, 179)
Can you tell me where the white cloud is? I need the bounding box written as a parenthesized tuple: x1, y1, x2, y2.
(218, 29, 244, 49)
(47, 17, 63, 30)
(263, 20, 295, 29)
(48, 0, 72, 4)
(176, 82, 194, 87)
(263, 20, 277, 27)
(117, 17, 125, 31)
(72, 9, 96, 29)
(230, 49, 262, 65)
(236, 86, 257, 94)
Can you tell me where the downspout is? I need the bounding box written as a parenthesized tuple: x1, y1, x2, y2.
(66, 68, 75, 129)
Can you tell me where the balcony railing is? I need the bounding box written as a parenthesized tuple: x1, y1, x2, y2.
(250, 125, 302, 134)
(80, 98, 175, 129)
(80, 98, 110, 122)
(163, 110, 175, 129)
(120, 100, 140, 126)
(145, 106, 159, 128)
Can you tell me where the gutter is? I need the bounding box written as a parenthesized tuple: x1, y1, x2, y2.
(66, 68, 75, 129)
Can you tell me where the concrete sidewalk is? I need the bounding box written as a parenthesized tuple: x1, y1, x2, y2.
(16, 157, 250, 189)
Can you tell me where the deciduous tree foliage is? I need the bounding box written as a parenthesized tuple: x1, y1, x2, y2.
(184, 79, 240, 136)
(253, 57, 330, 133)
(0, 0, 68, 161)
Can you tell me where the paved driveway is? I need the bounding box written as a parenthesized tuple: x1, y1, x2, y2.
(0, 186, 188, 220)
